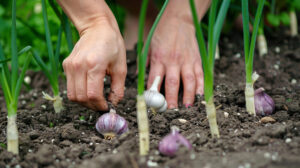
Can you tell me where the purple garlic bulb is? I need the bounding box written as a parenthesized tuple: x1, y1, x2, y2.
(95, 109, 128, 140)
(159, 126, 192, 156)
(254, 88, 275, 116)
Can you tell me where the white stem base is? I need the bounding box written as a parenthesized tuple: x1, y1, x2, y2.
(215, 44, 220, 60)
(53, 95, 63, 113)
(245, 83, 256, 116)
(136, 95, 149, 156)
(43, 92, 64, 113)
(206, 99, 220, 138)
(7, 115, 19, 154)
(257, 34, 268, 57)
(290, 11, 298, 37)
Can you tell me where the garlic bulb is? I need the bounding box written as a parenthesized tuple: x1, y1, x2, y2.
(254, 88, 275, 116)
(144, 76, 167, 112)
(159, 126, 192, 156)
(95, 109, 128, 140)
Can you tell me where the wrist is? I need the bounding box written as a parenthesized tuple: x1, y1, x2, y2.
(163, 0, 211, 24)
(57, 0, 118, 35)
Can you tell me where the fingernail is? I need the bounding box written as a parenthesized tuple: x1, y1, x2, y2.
(185, 104, 193, 108)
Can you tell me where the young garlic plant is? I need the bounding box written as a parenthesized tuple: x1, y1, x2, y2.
(32, 0, 64, 113)
(190, 0, 231, 138)
(137, 0, 169, 155)
(257, 21, 268, 57)
(0, 0, 32, 154)
(242, 0, 266, 115)
(215, 44, 220, 60)
(290, 10, 298, 36)
(144, 76, 167, 114)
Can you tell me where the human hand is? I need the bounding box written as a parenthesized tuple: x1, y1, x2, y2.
(63, 20, 127, 111)
(147, 0, 210, 108)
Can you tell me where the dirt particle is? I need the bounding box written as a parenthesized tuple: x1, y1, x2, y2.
(60, 123, 80, 141)
(260, 117, 276, 123)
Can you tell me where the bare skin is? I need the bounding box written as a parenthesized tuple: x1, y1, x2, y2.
(147, 0, 210, 108)
(57, 0, 210, 111)
(57, 0, 126, 110)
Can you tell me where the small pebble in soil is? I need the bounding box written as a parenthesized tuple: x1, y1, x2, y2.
(264, 152, 271, 159)
(271, 153, 278, 161)
(260, 116, 276, 123)
(24, 76, 31, 84)
(28, 149, 33, 153)
(112, 149, 118, 154)
(275, 46, 280, 53)
(33, 92, 37, 97)
(291, 79, 297, 84)
(178, 118, 187, 124)
(41, 105, 46, 109)
(285, 138, 292, 143)
(234, 53, 241, 58)
(190, 153, 196, 160)
(224, 112, 229, 118)
(147, 160, 158, 167)
(15, 164, 21, 168)
(274, 64, 279, 70)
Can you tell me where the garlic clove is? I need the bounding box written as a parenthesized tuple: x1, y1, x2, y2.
(144, 90, 166, 109)
(254, 88, 275, 116)
(157, 100, 167, 112)
(144, 76, 168, 112)
(159, 126, 192, 156)
(95, 109, 128, 139)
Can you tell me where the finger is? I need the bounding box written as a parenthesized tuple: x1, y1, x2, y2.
(87, 67, 108, 111)
(181, 65, 196, 107)
(194, 62, 204, 95)
(147, 63, 165, 91)
(109, 65, 127, 105)
(73, 62, 87, 103)
(165, 66, 180, 108)
(63, 59, 76, 101)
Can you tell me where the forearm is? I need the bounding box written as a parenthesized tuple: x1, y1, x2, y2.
(164, 0, 211, 23)
(57, 0, 117, 35)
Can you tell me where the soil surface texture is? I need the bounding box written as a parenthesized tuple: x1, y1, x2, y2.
(1, 29, 300, 168)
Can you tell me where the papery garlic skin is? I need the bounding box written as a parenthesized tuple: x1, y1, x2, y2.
(95, 109, 128, 139)
(159, 126, 192, 156)
(144, 76, 167, 112)
(254, 88, 275, 116)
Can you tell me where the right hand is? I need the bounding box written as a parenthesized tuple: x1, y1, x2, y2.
(63, 19, 127, 111)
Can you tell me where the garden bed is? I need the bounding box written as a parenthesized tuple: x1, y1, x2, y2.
(0, 30, 300, 168)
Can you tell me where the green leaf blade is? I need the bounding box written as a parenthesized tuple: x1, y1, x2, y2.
(11, 0, 18, 94)
(137, 0, 169, 95)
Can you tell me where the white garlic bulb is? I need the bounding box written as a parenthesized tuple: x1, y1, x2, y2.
(144, 76, 167, 112)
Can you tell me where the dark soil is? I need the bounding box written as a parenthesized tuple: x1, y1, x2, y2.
(1, 29, 300, 168)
